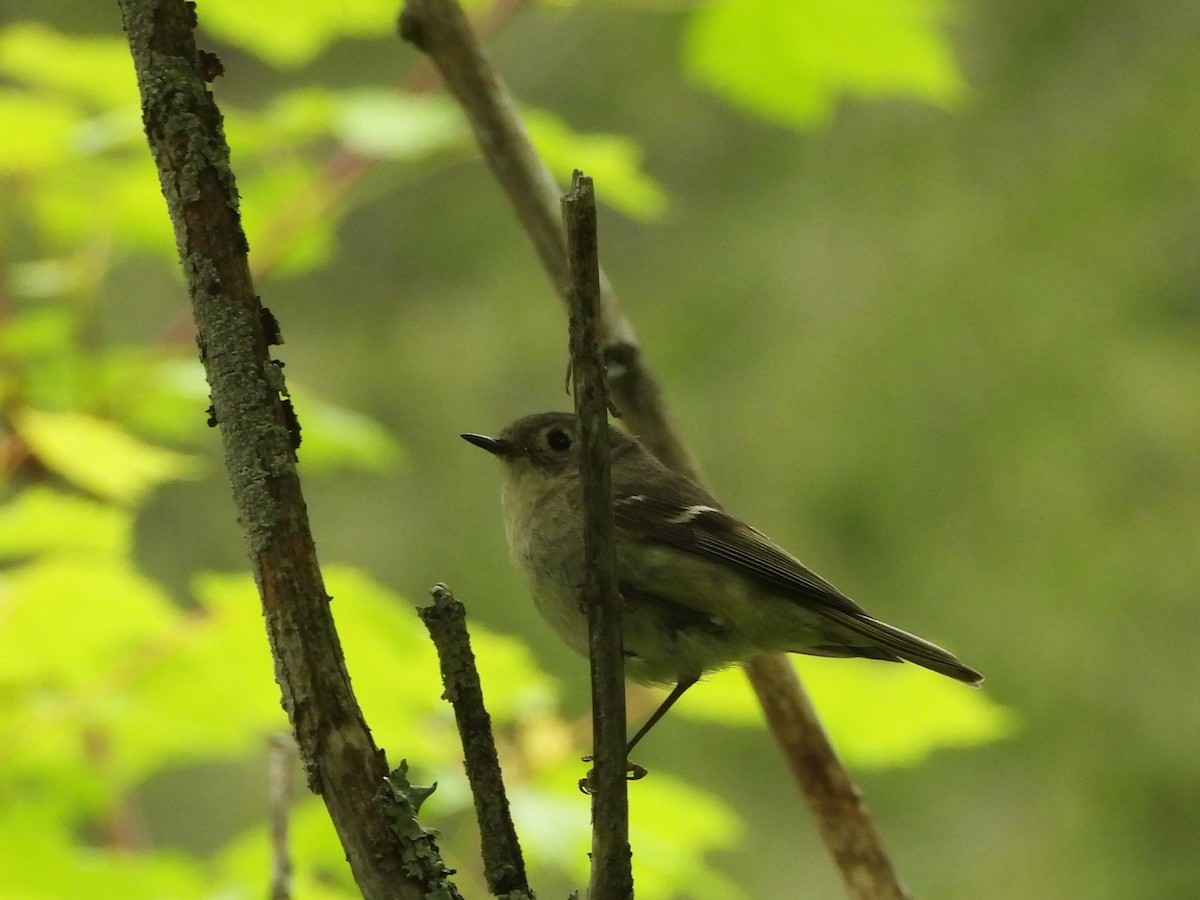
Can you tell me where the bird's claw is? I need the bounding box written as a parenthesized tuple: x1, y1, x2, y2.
(578, 757, 648, 794)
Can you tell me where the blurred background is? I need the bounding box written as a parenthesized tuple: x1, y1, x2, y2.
(1, 0, 1198, 897)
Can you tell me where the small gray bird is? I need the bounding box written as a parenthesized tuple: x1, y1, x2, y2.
(463, 411, 982, 752)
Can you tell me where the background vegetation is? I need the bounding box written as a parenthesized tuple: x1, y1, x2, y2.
(1, 0, 1196, 897)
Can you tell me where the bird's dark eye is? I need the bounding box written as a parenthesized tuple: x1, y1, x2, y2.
(546, 429, 572, 451)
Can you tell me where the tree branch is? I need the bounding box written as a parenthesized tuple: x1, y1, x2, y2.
(398, 2, 911, 897)
(119, 3, 435, 896)
(419, 584, 533, 899)
(267, 734, 296, 900)
(398, 0, 699, 478)
(747, 655, 912, 899)
(563, 172, 634, 899)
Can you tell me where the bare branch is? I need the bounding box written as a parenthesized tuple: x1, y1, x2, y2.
(398, 0, 700, 478)
(746, 655, 913, 900)
(119, 3, 433, 896)
(564, 173, 633, 899)
(268, 735, 297, 900)
(397, 2, 911, 896)
(420, 584, 533, 899)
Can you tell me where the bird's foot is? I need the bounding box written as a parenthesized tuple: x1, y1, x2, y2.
(577, 756, 648, 794)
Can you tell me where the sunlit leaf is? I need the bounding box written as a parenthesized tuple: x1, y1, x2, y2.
(0, 487, 131, 560)
(0, 306, 73, 357)
(239, 157, 338, 277)
(0, 800, 207, 899)
(200, 0, 400, 69)
(0, 24, 140, 109)
(0, 89, 76, 173)
(323, 567, 558, 755)
(0, 555, 175, 792)
(9, 259, 82, 299)
(32, 157, 174, 254)
(13, 409, 201, 505)
(298, 566, 448, 760)
(223, 93, 335, 154)
(332, 90, 469, 160)
(288, 388, 402, 472)
(631, 781, 746, 900)
(0, 555, 174, 686)
(525, 108, 667, 221)
(683, 657, 1015, 767)
(200, 0, 491, 68)
(518, 766, 744, 900)
(96, 356, 210, 445)
(215, 798, 357, 898)
(112, 571, 290, 779)
(684, 0, 964, 127)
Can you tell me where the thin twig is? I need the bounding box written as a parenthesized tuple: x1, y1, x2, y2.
(268, 734, 296, 900)
(564, 172, 633, 900)
(398, 0, 700, 477)
(419, 584, 533, 899)
(119, 3, 435, 897)
(397, 2, 911, 896)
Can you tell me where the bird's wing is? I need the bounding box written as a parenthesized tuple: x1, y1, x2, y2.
(612, 476, 869, 619)
(611, 470, 983, 685)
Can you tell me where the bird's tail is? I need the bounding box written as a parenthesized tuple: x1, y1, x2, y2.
(829, 611, 983, 685)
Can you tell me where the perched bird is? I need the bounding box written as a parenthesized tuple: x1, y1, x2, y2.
(463, 411, 982, 752)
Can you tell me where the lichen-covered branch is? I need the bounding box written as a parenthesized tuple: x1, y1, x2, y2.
(119, 2, 433, 896)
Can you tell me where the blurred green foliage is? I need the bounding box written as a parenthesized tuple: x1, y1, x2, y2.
(2, 0, 1195, 897)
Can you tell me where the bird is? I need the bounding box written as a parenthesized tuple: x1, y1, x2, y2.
(463, 411, 982, 753)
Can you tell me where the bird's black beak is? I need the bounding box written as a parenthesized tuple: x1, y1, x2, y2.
(461, 432, 518, 457)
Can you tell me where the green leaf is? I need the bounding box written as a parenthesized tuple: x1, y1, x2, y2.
(215, 798, 358, 898)
(0, 555, 174, 687)
(0, 800, 207, 899)
(223, 89, 338, 153)
(525, 108, 667, 221)
(322, 567, 559, 757)
(31, 157, 175, 255)
(0, 555, 178, 795)
(93, 356, 211, 444)
(289, 388, 403, 472)
(0, 306, 73, 357)
(0, 487, 132, 560)
(682, 658, 1015, 768)
(684, 0, 964, 127)
(519, 766, 744, 900)
(237, 156, 339, 276)
(0, 24, 140, 109)
(200, 0, 403, 69)
(199, 0, 491, 68)
(630, 774, 746, 900)
(299, 567, 449, 760)
(112, 571, 290, 780)
(332, 90, 469, 161)
(13, 409, 201, 505)
(0, 89, 77, 174)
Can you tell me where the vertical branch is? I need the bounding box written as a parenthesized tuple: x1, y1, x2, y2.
(563, 172, 633, 900)
(397, 3, 913, 898)
(120, 3, 431, 897)
(419, 584, 533, 900)
(268, 734, 296, 900)
(398, 0, 701, 478)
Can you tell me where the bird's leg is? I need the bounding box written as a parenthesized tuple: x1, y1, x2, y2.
(579, 676, 699, 793)
(626, 675, 699, 755)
